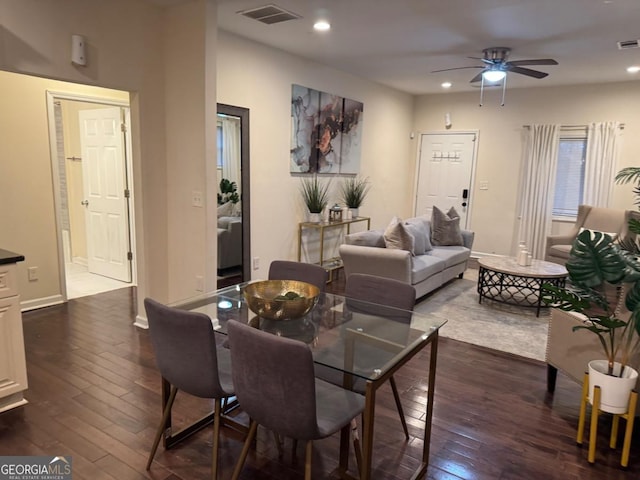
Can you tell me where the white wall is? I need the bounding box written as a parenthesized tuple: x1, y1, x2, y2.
(217, 32, 415, 279)
(414, 82, 640, 257)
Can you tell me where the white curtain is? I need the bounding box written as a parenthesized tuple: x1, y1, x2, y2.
(518, 124, 560, 259)
(583, 121, 621, 207)
(220, 116, 241, 190)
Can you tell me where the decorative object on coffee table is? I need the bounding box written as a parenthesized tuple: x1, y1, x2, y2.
(477, 256, 567, 317)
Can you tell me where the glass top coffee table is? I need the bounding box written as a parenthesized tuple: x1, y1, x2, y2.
(477, 256, 568, 316)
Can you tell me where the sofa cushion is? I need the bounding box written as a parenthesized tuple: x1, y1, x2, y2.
(384, 217, 415, 254)
(428, 246, 470, 269)
(431, 206, 463, 246)
(548, 244, 572, 260)
(217, 201, 234, 218)
(404, 216, 432, 254)
(345, 229, 386, 248)
(411, 254, 446, 284)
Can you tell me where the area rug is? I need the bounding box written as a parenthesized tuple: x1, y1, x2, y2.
(412, 269, 549, 361)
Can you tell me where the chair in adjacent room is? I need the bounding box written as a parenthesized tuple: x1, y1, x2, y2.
(227, 320, 365, 480)
(268, 260, 328, 292)
(144, 298, 235, 478)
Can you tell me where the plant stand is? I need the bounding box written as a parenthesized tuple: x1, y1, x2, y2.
(576, 372, 638, 467)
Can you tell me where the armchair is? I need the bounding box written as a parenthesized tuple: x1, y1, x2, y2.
(545, 204, 631, 265)
(217, 216, 242, 271)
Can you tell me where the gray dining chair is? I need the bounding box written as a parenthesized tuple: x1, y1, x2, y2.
(320, 273, 416, 440)
(144, 298, 234, 478)
(268, 260, 328, 292)
(227, 320, 364, 480)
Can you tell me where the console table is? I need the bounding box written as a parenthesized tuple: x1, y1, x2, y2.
(298, 217, 370, 281)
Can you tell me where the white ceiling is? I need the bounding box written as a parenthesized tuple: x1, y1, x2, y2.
(216, 0, 640, 95)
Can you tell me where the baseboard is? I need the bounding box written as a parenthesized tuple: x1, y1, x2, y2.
(21, 294, 65, 312)
(72, 257, 88, 267)
(133, 314, 148, 329)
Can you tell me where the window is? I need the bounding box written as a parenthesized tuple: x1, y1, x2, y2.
(552, 133, 587, 218)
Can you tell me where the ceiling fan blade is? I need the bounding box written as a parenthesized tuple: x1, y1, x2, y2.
(508, 59, 558, 66)
(431, 66, 484, 73)
(506, 65, 549, 78)
(469, 71, 486, 83)
(467, 56, 494, 65)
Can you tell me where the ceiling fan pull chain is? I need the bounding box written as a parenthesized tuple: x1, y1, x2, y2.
(501, 74, 507, 106)
(479, 75, 485, 107)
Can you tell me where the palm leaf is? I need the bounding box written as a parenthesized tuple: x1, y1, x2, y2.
(566, 230, 626, 287)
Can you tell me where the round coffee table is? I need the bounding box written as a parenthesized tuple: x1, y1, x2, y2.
(477, 256, 568, 317)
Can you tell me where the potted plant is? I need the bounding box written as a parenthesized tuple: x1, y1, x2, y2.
(300, 175, 330, 222)
(218, 178, 239, 205)
(340, 176, 370, 218)
(542, 229, 640, 413)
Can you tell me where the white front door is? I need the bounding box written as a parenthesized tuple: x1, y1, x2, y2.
(414, 133, 477, 228)
(79, 107, 131, 282)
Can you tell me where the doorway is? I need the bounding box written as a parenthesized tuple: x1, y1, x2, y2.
(414, 132, 478, 228)
(47, 93, 136, 299)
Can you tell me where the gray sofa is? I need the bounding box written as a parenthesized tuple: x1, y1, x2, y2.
(339, 215, 474, 299)
(217, 216, 242, 271)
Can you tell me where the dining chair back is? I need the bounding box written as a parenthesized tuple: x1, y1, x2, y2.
(144, 298, 234, 477)
(268, 260, 328, 292)
(227, 320, 364, 480)
(318, 273, 416, 440)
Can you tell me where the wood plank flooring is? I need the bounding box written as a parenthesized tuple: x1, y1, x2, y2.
(1, 282, 639, 479)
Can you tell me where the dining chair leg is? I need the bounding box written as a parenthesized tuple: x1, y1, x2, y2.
(389, 375, 409, 439)
(304, 440, 313, 480)
(146, 385, 178, 470)
(211, 398, 222, 480)
(351, 418, 362, 475)
(231, 420, 258, 480)
(272, 431, 284, 458)
(292, 438, 298, 462)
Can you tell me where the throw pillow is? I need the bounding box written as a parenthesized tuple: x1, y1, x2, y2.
(431, 206, 463, 246)
(384, 216, 415, 254)
(404, 218, 430, 255)
(217, 201, 233, 218)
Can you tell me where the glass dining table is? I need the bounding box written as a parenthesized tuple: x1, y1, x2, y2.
(161, 282, 447, 480)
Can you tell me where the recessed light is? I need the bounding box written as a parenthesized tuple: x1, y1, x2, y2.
(313, 20, 331, 31)
(627, 65, 640, 73)
(441, 82, 452, 89)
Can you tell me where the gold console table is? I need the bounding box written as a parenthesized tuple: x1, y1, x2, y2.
(298, 216, 371, 281)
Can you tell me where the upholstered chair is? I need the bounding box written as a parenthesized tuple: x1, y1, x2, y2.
(227, 320, 365, 480)
(318, 273, 416, 439)
(144, 298, 234, 478)
(545, 205, 631, 265)
(268, 260, 328, 292)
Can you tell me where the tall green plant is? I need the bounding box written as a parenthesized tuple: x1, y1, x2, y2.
(340, 176, 371, 209)
(218, 178, 239, 205)
(542, 230, 640, 376)
(300, 175, 330, 213)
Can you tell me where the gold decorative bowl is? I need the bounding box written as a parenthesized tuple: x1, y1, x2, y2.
(243, 280, 320, 320)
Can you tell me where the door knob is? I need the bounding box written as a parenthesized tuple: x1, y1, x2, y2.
(81, 200, 89, 206)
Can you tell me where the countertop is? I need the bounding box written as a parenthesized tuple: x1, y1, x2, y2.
(0, 249, 25, 265)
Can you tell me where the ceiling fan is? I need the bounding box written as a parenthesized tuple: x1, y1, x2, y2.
(432, 47, 558, 105)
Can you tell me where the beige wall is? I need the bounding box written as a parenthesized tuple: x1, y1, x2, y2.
(0, 0, 217, 316)
(413, 82, 640, 257)
(0, 72, 129, 302)
(217, 32, 415, 279)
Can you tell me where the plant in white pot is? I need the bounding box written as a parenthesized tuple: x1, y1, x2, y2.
(340, 176, 370, 218)
(300, 175, 330, 223)
(543, 230, 640, 413)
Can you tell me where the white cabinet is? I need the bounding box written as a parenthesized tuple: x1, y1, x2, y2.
(0, 261, 28, 413)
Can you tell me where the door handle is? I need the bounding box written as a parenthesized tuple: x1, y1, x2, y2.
(81, 200, 89, 207)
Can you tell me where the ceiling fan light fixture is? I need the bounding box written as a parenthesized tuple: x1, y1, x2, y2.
(483, 70, 506, 82)
(441, 81, 452, 89)
(313, 20, 331, 31)
(627, 65, 640, 73)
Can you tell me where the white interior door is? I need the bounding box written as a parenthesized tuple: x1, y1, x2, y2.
(79, 107, 131, 282)
(414, 133, 476, 228)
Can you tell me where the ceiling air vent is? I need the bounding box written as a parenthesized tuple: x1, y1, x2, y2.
(617, 39, 640, 50)
(238, 4, 302, 25)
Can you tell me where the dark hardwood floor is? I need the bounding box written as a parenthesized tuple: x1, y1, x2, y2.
(1, 277, 639, 479)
